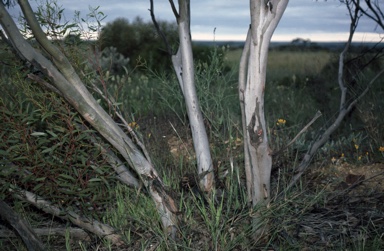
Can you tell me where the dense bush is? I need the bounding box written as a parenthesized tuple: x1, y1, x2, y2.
(99, 17, 230, 73)
(0, 69, 117, 219)
(99, 17, 178, 72)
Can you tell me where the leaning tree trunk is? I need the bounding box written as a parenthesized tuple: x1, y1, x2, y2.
(171, 0, 215, 193)
(239, 0, 288, 233)
(0, 0, 178, 238)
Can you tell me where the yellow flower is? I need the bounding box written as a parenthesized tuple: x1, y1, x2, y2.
(358, 156, 362, 161)
(128, 121, 139, 129)
(276, 118, 286, 126)
(341, 153, 345, 158)
(354, 144, 359, 150)
(379, 146, 384, 152)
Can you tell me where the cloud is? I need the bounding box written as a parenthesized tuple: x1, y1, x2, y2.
(4, 0, 383, 42)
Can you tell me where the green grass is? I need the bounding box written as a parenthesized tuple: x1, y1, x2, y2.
(225, 49, 332, 81)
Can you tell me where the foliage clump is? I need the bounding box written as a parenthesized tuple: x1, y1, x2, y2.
(99, 17, 178, 72)
(0, 75, 116, 218)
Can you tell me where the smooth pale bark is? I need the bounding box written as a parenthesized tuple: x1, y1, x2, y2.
(171, 0, 214, 193)
(239, 0, 288, 238)
(0, 1, 178, 237)
(240, 0, 288, 206)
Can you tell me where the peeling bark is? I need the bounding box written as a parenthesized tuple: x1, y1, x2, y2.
(242, 0, 288, 206)
(240, 0, 288, 237)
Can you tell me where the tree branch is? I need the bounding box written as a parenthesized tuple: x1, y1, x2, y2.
(0, 227, 90, 241)
(18, 0, 70, 68)
(27, 73, 63, 95)
(358, 0, 384, 30)
(168, 0, 179, 20)
(149, 0, 173, 55)
(88, 80, 153, 166)
(10, 187, 125, 246)
(282, 0, 383, 193)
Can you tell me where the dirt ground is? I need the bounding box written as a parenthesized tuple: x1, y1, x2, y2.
(283, 162, 384, 249)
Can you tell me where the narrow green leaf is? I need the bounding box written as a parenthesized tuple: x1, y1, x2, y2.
(31, 132, 47, 137)
(41, 147, 53, 154)
(58, 174, 76, 181)
(46, 130, 58, 138)
(33, 183, 44, 191)
(88, 178, 102, 182)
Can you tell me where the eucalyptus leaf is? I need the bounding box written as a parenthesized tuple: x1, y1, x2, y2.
(31, 132, 48, 137)
(58, 174, 76, 181)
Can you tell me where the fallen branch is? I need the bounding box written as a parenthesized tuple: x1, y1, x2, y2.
(10, 187, 125, 246)
(0, 200, 45, 251)
(0, 226, 90, 241)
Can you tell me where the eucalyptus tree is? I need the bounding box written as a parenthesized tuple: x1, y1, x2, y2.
(150, 0, 289, 235)
(0, 0, 179, 241)
(152, 0, 289, 201)
(150, 0, 215, 193)
(0, 0, 290, 243)
(239, 0, 288, 219)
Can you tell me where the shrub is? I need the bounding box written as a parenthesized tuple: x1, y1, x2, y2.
(99, 17, 178, 72)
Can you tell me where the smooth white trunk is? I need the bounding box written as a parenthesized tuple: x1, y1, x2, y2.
(241, 0, 288, 206)
(172, 0, 214, 192)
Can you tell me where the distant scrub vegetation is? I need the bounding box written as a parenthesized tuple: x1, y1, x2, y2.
(98, 17, 223, 73)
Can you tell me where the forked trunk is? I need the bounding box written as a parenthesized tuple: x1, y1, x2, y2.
(239, 0, 288, 235)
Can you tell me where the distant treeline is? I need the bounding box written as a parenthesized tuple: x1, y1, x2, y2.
(193, 40, 384, 52)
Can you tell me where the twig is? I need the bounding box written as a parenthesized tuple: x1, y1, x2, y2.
(88, 80, 153, 165)
(352, 0, 384, 30)
(272, 110, 322, 156)
(168, 0, 180, 20)
(75, 123, 140, 188)
(169, 121, 192, 158)
(149, 0, 173, 55)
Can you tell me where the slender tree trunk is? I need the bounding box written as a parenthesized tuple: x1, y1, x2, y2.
(239, 0, 288, 234)
(171, 0, 214, 193)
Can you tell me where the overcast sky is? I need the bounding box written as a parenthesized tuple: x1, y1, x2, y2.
(9, 0, 384, 42)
